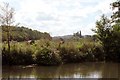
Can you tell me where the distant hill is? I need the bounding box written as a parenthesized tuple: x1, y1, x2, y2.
(52, 34, 93, 41)
(52, 31, 83, 40)
(52, 35, 73, 40)
(2, 26, 52, 42)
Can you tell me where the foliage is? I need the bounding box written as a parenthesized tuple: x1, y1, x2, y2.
(93, 15, 113, 61)
(111, 0, 120, 62)
(111, 0, 120, 23)
(59, 46, 82, 63)
(2, 38, 103, 66)
(35, 47, 61, 66)
(2, 26, 52, 42)
(92, 0, 120, 62)
(2, 46, 34, 65)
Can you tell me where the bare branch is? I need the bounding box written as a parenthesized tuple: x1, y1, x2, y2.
(0, 2, 15, 26)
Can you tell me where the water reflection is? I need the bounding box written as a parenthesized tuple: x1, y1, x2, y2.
(2, 63, 119, 78)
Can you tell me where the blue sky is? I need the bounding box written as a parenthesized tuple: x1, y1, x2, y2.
(0, 0, 114, 36)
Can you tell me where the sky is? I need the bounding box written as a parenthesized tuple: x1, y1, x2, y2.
(0, 0, 114, 36)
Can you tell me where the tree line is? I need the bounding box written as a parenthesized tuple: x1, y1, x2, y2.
(2, 26, 52, 42)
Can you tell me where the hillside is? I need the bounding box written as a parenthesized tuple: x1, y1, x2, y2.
(2, 26, 52, 41)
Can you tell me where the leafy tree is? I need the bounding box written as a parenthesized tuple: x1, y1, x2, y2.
(111, 0, 120, 23)
(111, 0, 120, 62)
(93, 15, 113, 61)
(93, 0, 120, 62)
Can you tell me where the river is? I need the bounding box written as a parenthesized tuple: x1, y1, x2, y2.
(2, 62, 120, 79)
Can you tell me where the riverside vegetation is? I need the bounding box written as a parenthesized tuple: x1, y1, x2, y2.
(1, 0, 120, 66)
(2, 35, 119, 66)
(2, 38, 103, 65)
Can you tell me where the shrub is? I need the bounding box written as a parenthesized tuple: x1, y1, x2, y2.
(59, 46, 82, 63)
(92, 46, 104, 61)
(2, 47, 34, 65)
(35, 47, 61, 66)
(19, 49, 34, 65)
(78, 42, 104, 62)
(2, 47, 12, 65)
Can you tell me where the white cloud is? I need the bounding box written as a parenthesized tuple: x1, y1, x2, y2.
(0, 0, 114, 36)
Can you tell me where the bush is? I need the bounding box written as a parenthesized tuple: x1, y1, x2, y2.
(78, 43, 104, 62)
(2, 47, 34, 65)
(2, 47, 12, 65)
(59, 46, 82, 63)
(35, 48, 61, 66)
(92, 46, 104, 61)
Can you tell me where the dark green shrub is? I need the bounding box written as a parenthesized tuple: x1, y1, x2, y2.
(2, 47, 34, 65)
(59, 47, 82, 63)
(16, 49, 34, 65)
(2, 47, 12, 65)
(92, 46, 104, 61)
(35, 48, 61, 66)
(83, 53, 95, 62)
(78, 42, 104, 62)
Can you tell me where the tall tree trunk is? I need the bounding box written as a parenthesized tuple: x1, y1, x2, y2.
(7, 27, 10, 53)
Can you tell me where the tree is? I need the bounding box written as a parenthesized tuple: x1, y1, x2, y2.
(0, 3, 15, 53)
(111, 0, 120, 62)
(93, 0, 120, 62)
(111, 0, 120, 23)
(93, 15, 113, 61)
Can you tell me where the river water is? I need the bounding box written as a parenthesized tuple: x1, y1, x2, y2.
(2, 62, 120, 79)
